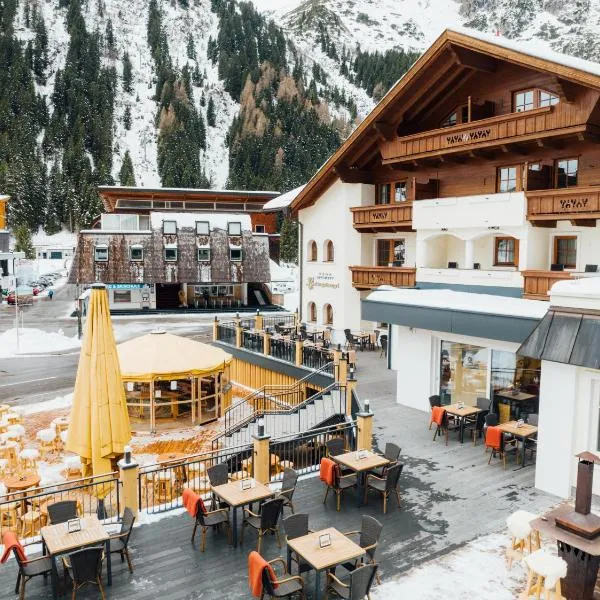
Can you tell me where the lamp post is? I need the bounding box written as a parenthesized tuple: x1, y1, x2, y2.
(10, 251, 21, 354)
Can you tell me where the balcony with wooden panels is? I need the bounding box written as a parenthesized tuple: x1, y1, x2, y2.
(380, 106, 590, 165)
(349, 266, 416, 290)
(527, 186, 600, 226)
(351, 202, 413, 232)
(522, 270, 574, 300)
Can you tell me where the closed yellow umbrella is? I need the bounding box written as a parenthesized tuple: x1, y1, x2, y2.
(67, 283, 131, 498)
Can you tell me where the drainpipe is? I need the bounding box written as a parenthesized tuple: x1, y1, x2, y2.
(298, 218, 303, 322)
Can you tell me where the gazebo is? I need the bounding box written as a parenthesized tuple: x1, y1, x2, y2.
(117, 330, 233, 431)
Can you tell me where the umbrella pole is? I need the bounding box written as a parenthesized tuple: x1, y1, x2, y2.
(150, 379, 156, 434)
(191, 376, 196, 424)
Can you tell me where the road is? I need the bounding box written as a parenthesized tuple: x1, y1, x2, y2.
(0, 282, 215, 407)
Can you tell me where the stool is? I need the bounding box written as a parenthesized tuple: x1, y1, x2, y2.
(187, 476, 210, 494)
(6, 413, 22, 426)
(64, 455, 83, 480)
(19, 448, 40, 471)
(19, 510, 41, 538)
(0, 501, 19, 530)
(154, 471, 175, 502)
(0, 444, 18, 469)
(506, 510, 541, 569)
(37, 429, 57, 458)
(522, 549, 567, 600)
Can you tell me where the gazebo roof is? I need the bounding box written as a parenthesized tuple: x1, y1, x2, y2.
(117, 330, 232, 381)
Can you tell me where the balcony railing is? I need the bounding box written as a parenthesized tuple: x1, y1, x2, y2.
(380, 106, 588, 164)
(349, 266, 416, 290)
(522, 270, 573, 300)
(351, 203, 413, 232)
(527, 186, 600, 224)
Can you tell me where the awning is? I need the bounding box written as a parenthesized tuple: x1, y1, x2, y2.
(517, 308, 600, 369)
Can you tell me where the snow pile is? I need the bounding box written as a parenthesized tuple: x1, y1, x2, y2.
(21, 393, 73, 415)
(31, 229, 77, 250)
(0, 328, 81, 357)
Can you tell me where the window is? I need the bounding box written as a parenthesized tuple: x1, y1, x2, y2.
(440, 341, 488, 406)
(49, 251, 62, 259)
(197, 248, 211, 262)
(376, 183, 391, 205)
(324, 240, 334, 262)
(539, 91, 559, 107)
(323, 303, 333, 325)
(308, 240, 318, 262)
(94, 246, 108, 262)
(163, 220, 177, 234)
(494, 237, 518, 266)
(164, 247, 178, 262)
(394, 182, 407, 202)
(554, 236, 577, 269)
(113, 290, 131, 303)
(196, 221, 210, 235)
(514, 88, 559, 112)
(514, 90, 534, 112)
(497, 166, 519, 193)
(230, 248, 242, 261)
(440, 110, 458, 127)
(228, 222, 242, 236)
(440, 104, 468, 127)
(556, 158, 578, 188)
(129, 246, 143, 261)
(377, 239, 405, 267)
(308, 301, 317, 323)
(254, 224, 265, 233)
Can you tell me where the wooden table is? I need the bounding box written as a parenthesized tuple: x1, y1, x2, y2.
(353, 331, 372, 350)
(211, 479, 274, 547)
(51, 416, 69, 434)
(287, 527, 365, 600)
(496, 421, 538, 469)
(444, 404, 483, 443)
(333, 450, 390, 506)
(496, 389, 537, 420)
(531, 504, 600, 599)
(41, 515, 111, 600)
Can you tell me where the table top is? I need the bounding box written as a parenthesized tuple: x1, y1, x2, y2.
(496, 389, 537, 401)
(157, 452, 187, 464)
(42, 515, 109, 556)
(211, 479, 274, 507)
(496, 421, 538, 438)
(4, 473, 41, 491)
(287, 527, 365, 571)
(333, 450, 390, 473)
(444, 404, 483, 417)
(530, 503, 600, 556)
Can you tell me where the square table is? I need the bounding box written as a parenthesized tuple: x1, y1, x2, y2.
(496, 389, 537, 420)
(211, 479, 274, 547)
(41, 515, 111, 600)
(496, 421, 538, 469)
(333, 450, 390, 506)
(287, 527, 365, 600)
(444, 404, 483, 443)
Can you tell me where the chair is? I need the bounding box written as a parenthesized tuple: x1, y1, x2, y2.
(467, 410, 489, 446)
(108, 507, 136, 572)
(282, 513, 312, 575)
(428, 395, 441, 429)
(485, 426, 517, 469)
(370, 443, 400, 477)
(47, 500, 78, 524)
(325, 563, 378, 600)
(522, 549, 567, 600)
(364, 462, 403, 514)
(207, 463, 229, 509)
(191, 499, 231, 552)
(483, 412, 499, 442)
(506, 510, 541, 570)
(447, 261, 458, 269)
(550, 263, 564, 271)
(344, 329, 359, 350)
(322, 463, 357, 512)
(527, 414, 539, 426)
(432, 407, 460, 445)
(64, 547, 105, 600)
(585, 264, 598, 273)
(379, 335, 388, 358)
(340, 515, 383, 585)
(325, 438, 345, 457)
(275, 467, 298, 514)
(241, 497, 285, 553)
(255, 555, 306, 599)
(5, 534, 53, 600)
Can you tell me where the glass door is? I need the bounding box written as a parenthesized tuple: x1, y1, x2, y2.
(440, 341, 488, 406)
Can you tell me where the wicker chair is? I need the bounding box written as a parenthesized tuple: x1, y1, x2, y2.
(283, 513, 312, 576)
(10, 543, 53, 600)
(275, 468, 298, 514)
(325, 438, 345, 457)
(369, 443, 401, 477)
(325, 563, 378, 600)
(108, 507, 136, 572)
(364, 462, 403, 514)
(340, 516, 383, 585)
(47, 500, 78, 525)
(64, 547, 105, 599)
(191, 499, 231, 552)
(260, 557, 305, 599)
(323, 463, 357, 512)
(207, 463, 229, 509)
(241, 497, 285, 553)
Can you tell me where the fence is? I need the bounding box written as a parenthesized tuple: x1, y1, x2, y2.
(269, 337, 295, 362)
(242, 330, 264, 353)
(263, 314, 296, 330)
(269, 421, 357, 482)
(240, 317, 256, 330)
(0, 473, 121, 545)
(302, 345, 335, 374)
(217, 322, 236, 345)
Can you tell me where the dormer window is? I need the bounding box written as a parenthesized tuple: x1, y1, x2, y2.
(228, 222, 242, 236)
(163, 220, 177, 234)
(514, 89, 559, 112)
(196, 221, 210, 235)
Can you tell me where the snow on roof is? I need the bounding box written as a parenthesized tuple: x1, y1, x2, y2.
(31, 229, 77, 249)
(263, 186, 306, 210)
(269, 259, 295, 282)
(366, 286, 548, 320)
(550, 276, 600, 299)
(99, 186, 279, 195)
(150, 212, 252, 231)
(0, 195, 9, 202)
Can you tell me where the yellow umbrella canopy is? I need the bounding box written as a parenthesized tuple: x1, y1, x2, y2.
(67, 283, 131, 493)
(117, 330, 232, 381)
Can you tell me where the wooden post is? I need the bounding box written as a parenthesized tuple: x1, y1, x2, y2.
(150, 379, 155, 433)
(346, 377, 357, 418)
(118, 454, 140, 518)
(212, 316, 218, 341)
(253, 432, 271, 485)
(255, 310, 264, 331)
(235, 313, 242, 348)
(294, 309, 299, 327)
(191, 376, 196, 424)
(337, 354, 348, 386)
(357, 409, 374, 452)
(263, 331, 271, 356)
(295, 339, 303, 367)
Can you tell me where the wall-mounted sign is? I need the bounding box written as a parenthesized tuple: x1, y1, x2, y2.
(107, 284, 146, 289)
(307, 272, 339, 290)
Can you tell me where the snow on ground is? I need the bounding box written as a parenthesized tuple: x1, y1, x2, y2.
(0, 327, 81, 357)
(20, 392, 73, 415)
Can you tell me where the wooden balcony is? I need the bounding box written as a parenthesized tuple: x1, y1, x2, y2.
(351, 203, 413, 232)
(527, 186, 600, 226)
(350, 266, 416, 290)
(380, 106, 588, 165)
(522, 270, 573, 300)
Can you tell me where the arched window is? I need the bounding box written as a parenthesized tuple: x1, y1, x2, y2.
(324, 240, 334, 262)
(308, 240, 318, 262)
(323, 303, 333, 325)
(308, 301, 317, 322)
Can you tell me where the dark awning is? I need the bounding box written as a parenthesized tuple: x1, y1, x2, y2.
(517, 309, 600, 369)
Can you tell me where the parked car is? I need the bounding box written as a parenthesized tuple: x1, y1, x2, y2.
(7, 287, 34, 305)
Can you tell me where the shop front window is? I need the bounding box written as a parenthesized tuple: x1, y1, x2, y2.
(440, 341, 488, 406)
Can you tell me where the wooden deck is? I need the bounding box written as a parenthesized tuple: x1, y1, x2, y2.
(0, 352, 558, 599)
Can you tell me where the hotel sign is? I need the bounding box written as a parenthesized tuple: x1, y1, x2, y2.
(307, 272, 339, 290)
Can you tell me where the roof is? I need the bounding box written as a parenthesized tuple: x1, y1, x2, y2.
(290, 27, 600, 213)
(149, 212, 252, 231)
(0, 195, 9, 202)
(263, 185, 305, 211)
(117, 331, 232, 381)
(362, 286, 547, 343)
(98, 186, 279, 196)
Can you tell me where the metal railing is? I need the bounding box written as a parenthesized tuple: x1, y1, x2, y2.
(240, 318, 256, 329)
(269, 337, 295, 362)
(0, 473, 121, 544)
(242, 330, 264, 353)
(351, 386, 363, 420)
(217, 322, 236, 345)
(302, 345, 334, 374)
(263, 314, 295, 330)
(269, 421, 357, 482)
(138, 442, 253, 514)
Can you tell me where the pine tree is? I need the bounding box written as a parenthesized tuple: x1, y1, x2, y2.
(200, 90, 206, 106)
(279, 218, 298, 264)
(186, 33, 196, 60)
(123, 106, 132, 130)
(122, 52, 133, 93)
(105, 18, 115, 52)
(119, 151, 136, 185)
(32, 14, 49, 84)
(207, 95, 216, 126)
(14, 225, 35, 259)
